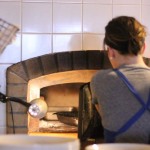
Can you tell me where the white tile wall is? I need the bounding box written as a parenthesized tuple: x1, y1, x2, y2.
(142, 5, 150, 34)
(83, 0, 112, 4)
(53, 34, 82, 52)
(141, 0, 150, 5)
(22, 34, 52, 60)
(0, 2, 20, 26)
(83, 4, 112, 33)
(113, 5, 141, 21)
(113, 0, 141, 4)
(144, 35, 150, 58)
(22, 2, 53, 33)
(53, 3, 82, 33)
(83, 34, 104, 50)
(0, 0, 150, 134)
(0, 34, 21, 63)
(0, 64, 10, 134)
(53, 0, 82, 3)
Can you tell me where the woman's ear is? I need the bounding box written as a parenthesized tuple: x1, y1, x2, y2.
(141, 43, 146, 55)
(108, 47, 115, 60)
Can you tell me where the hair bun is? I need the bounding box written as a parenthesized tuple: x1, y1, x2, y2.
(104, 16, 146, 55)
(128, 38, 140, 55)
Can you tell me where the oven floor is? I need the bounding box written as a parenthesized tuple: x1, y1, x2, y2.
(29, 132, 77, 138)
(39, 120, 77, 133)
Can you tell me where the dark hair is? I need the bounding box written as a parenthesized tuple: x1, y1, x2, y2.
(104, 16, 146, 55)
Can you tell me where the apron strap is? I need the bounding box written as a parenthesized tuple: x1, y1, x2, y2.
(113, 69, 149, 108)
(104, 69, 150, 143)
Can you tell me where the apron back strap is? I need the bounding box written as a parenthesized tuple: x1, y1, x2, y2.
(104, 69, 150, 142)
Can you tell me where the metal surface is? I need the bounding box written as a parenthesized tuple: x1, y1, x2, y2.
(55, 111, 78, 127)
(44, 106, 77, 121)
(41, 107, 78, 132)
(48, 106, 77, 112)
(78, 83, 103, 141)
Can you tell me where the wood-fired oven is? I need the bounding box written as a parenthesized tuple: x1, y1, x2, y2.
(6, 50, 150, 140)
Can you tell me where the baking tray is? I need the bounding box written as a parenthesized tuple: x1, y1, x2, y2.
(54, 111, 78, 127)
(44, 106, 78, 121)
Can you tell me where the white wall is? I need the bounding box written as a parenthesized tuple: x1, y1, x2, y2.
(0, 0, 150, 134)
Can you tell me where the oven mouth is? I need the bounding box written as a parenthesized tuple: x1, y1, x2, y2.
(6, 50, 111, 134)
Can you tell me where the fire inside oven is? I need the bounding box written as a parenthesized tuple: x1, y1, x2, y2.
(39, 83, 83, 133)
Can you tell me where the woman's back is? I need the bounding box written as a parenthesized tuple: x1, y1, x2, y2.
(91, 64, 150, 143)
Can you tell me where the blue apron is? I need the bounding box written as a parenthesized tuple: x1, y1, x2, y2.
(104, 69, 150, 143)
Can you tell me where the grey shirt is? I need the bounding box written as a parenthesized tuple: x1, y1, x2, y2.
(90, 64, 150, 143)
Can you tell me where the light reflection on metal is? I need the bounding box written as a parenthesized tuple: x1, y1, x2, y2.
(28, 98, 48, 119)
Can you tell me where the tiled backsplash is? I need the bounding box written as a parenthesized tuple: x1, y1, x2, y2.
(0, 0, 150, 134)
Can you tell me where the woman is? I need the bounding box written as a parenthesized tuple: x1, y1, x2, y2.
(90, 16, 150, 143)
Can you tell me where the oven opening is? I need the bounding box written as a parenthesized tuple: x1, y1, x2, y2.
(27, 70, 97, 135)
(39, 83, 83, 133)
